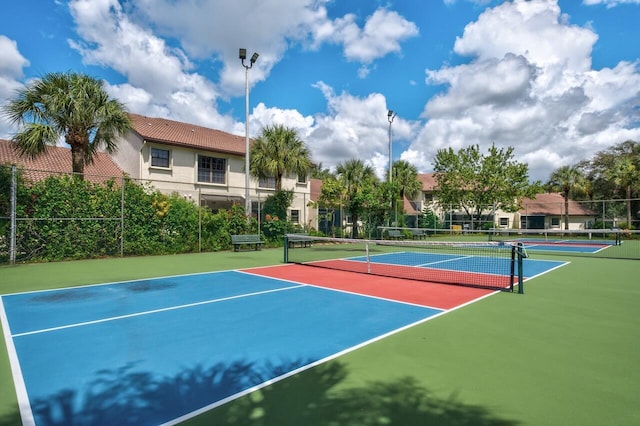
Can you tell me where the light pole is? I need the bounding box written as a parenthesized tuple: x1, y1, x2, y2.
(387, 110, 396, 183)
(387, 109, 397, 227)
(239, 48, 259, 217)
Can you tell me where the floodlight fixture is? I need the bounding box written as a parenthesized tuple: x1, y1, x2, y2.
(240, 48, 259, 217)
(387, 110, 397, 183)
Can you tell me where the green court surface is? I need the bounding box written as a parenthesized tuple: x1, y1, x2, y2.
(1, 248, 638, 425)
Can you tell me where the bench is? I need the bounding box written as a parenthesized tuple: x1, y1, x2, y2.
(410, 228, 427, 239)
(231, 234, 264, 252)
(287, 233, 313, 248)
(387, 230, 404, 240)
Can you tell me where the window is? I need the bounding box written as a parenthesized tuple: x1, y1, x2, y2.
(297, 173, 307, 184)
(259, 176, 276, 189)
(499, 217, 509, 227)
(290, 209, 300, 224)
(551, 217, 560, 227)
(197, 155, 226, 184)
(151, 148, 170, 168)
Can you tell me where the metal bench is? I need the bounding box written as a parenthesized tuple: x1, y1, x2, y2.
(387, 230, 404, 240)
(287, 233, 313, 248)
(410, 228, 427, 239)
(231, 234, 264, 252)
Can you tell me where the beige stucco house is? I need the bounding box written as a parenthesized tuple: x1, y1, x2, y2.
(110, 114, 312, 224)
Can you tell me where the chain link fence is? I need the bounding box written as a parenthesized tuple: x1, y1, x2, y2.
(0, 165, 313, 264)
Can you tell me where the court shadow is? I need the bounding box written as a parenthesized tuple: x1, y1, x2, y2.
(26, 359, 519, 426)
(200, 362, 521, 426)
(28, 358, 310, 426)
(0, 407, 21, 426)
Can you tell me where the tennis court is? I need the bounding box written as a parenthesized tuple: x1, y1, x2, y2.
(1, 245, 565, 425)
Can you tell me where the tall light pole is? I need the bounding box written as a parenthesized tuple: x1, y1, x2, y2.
(387, 110, 396, 182)
(240, 48, 259, 217)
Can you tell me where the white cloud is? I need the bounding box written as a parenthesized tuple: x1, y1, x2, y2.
(410, 0, 640, 182)
(583, 0, 640, 7)
(0, 36, 30, 138)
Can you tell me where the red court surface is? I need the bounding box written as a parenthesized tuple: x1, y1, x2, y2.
(243, 264, 496, 310)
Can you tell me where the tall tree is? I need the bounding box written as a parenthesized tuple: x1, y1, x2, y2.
(336, 159, 378, 238)
(434, 144, 541, 229)
(585, 140, 640, 228)
(2, 72, 131, 179)
(250, 124, 313, 191)
(390, 160, 423, 201)
(546, 165, 588, 230)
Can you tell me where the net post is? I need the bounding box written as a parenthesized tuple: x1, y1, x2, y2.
(366, 241, 371, 274)
(517, 242, 524, 294)
(284, 235, 289, 263)
(509, 244, 515, 292)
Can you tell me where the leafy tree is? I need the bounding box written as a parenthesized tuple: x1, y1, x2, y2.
(547, 165, 589, 230)
(309, 162, 335, 180)
(250, 124, 313, 191)
(310, 176, 345, 237)
(389, 160, 422, 225)
(434, 144, 542, 229)
(583, 140, 640, 228)
(2, 72, 131, 179)
(336, 159, 378, 238)
(389, 160, 422, 201)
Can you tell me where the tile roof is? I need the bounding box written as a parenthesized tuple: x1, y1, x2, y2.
(129, 113, 247, 155)
(0, 138, 123, 183)
(310, 178, 322, 202)
(418, 173, 437, 191)
(519, 192, 596, 216)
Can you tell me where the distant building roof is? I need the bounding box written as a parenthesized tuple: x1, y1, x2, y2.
(129, 113, 247, 155)
(418, 173, 437, 191)
(0, 138, 123, 182)
(520, 192, 597, 216)
(310, 178, 322, 202)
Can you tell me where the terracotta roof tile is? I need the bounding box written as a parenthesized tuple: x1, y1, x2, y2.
(520, 192, 596, 216)
(418, 173, 437, 191)
(310, 178, 322, 202)
(129, 113, 247, 155)
(0, 138, 123, 183)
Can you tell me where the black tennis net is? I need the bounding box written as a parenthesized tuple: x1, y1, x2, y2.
(284, 235, 525, 292)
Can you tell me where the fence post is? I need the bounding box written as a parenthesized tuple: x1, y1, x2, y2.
(121, 175, 125, 257)
(10, 165, 17, 265)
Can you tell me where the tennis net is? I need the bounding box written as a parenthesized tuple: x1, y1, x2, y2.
(488, 228, 621, 246)
(284, 235, 525, 292)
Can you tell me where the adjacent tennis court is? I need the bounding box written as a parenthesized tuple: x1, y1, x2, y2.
(1, 244, 565, 425)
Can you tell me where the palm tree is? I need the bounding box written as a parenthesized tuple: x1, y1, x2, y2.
(547, 165, 588, 230)
(2, 72, 131, 179)
(391, 159, 422, 200)
(607, 156, 638, 227)
(250, 124, 313, 191)
(336, 159, 378, 238)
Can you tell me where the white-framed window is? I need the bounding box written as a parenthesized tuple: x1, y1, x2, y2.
(499, 217, 509, 227)
(551, 217, 560, 227)
(197, 155, 226, 184)
(290, 209, 300, 224)
(259, 176, 276, 189)
(150, 147, 171, 168)
(296, 173, 307, 185)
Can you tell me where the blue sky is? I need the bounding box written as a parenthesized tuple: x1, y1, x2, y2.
(1, 0, 639, 182)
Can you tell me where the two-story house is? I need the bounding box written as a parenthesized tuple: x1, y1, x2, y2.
(110, 114, 311, 224)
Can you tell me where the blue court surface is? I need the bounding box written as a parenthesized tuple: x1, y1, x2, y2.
(1, 271, 443, 425)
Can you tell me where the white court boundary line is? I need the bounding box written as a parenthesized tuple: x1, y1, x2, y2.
(0, 298, 36, 426)
(11, 284, 304, 338)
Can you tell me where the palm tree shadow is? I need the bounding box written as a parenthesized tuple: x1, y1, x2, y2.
(27, 359, 520, 426)
(199, 362, 521, 426)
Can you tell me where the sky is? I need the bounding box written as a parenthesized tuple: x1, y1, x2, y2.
(1, 0, 639, 183)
